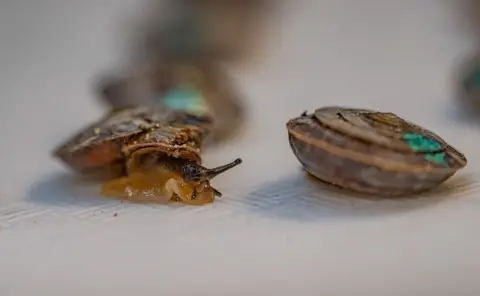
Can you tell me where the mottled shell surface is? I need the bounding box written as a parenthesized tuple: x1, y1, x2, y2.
(54, 106, 213, 178)
(287, 106, 468, 196)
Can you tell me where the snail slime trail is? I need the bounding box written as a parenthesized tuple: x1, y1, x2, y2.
(101, 155, 242, 205)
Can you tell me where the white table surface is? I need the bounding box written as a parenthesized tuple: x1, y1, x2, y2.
(1, 0, 480, 295)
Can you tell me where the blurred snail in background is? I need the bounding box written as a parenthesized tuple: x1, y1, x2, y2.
(54, 0, 276, 204)
(456, 0, 480, 114)
(459, 51, 480, 114)
(97, 59, 245, 146)
(96, 0, 277, 144)
(142, 0, 275, 62)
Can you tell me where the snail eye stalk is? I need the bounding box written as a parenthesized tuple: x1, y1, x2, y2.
(182, 158, 242, 182)
(212, 187, 222, 197)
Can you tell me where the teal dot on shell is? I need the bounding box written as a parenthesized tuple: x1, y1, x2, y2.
(424, 152, 448, 167)
(401, 133, 449, 167)
(163, 86, 209, 115)
(401, 133, 442, 152)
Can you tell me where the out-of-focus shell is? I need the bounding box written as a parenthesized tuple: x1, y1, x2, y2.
(286, 106, 468, 196)
(97, 59, 245, 145)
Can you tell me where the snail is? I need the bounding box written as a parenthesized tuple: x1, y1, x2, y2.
(54, 106, 242, 205)
(286, 106, 467, 196)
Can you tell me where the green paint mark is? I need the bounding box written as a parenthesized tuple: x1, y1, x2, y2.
(401, 133, 449, 167)
(401, 133, 442, 152)
(425, 152, 448, 166)
(164, 86, 209, 115)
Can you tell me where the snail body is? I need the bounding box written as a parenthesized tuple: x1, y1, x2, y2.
(54, 106, 241, 205)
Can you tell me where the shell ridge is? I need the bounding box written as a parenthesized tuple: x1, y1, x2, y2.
(288, 129, 456, 173)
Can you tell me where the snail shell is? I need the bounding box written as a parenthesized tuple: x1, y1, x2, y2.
(54, 106, 212, 179)
(286, 106, 468, 196)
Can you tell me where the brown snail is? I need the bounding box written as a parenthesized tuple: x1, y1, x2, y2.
(286, 106, 468, 196)
(54, 106, 242, 205)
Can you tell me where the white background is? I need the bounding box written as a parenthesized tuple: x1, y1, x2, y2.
(1, 0, 480, 295)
